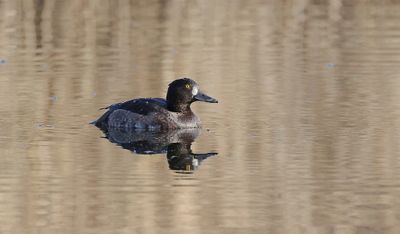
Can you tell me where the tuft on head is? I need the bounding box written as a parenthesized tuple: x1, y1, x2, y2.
(168, 78, 197, 88)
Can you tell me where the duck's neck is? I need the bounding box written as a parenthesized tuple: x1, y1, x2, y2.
(167, 102, 192, 113)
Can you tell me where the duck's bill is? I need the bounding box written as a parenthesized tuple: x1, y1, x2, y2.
(194, 91, 218, 103)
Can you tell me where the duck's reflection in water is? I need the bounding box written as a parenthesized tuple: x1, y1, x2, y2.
(98, 127, 217, 172)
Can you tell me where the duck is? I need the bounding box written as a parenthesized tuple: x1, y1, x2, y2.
(92, 78, 218, 130)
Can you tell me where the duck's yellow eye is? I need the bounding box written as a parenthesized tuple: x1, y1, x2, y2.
(185, 84, 191, 89)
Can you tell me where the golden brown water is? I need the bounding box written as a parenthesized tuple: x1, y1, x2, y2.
(1, 0, 400, 233)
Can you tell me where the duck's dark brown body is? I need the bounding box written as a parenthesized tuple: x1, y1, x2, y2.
(94, 98, 201, 130)
(93, 78, 217, 130)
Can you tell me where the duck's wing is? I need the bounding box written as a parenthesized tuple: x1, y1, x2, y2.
(92, 98, 168, 128)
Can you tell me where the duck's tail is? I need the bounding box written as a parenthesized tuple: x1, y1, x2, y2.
(99, 105, 112, 110)
(90, 110, 112, 128)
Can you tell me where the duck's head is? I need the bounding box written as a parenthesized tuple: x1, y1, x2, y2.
(166, 78, 218, 112)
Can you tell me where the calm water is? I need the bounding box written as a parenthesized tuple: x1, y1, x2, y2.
(1, 1, 400, 233)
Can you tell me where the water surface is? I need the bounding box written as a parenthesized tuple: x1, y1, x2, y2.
(1, 1, 400, 233)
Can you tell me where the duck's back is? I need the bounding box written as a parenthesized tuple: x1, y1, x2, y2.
(109, 98, 167, 114)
